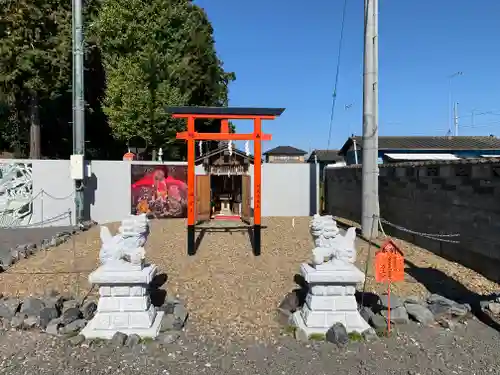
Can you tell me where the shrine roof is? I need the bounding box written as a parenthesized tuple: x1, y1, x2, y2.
(166, 106, 285, 117)
(195, 145, 259, 165)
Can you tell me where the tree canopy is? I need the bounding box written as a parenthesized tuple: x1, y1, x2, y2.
(92, 0, 235, 159)
(0, 0, 234, 160)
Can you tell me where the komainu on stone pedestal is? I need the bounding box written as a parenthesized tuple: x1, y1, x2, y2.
(81, 214, 165, 339)
(292, 215, 370, 337)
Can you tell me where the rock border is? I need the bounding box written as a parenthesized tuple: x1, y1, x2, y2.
(277, 290, 474, 345)
(0, 220, 97, 272)
(0, 289, 189, 348)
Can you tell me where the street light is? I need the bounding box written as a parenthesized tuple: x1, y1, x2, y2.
(448, 71, 463, 134)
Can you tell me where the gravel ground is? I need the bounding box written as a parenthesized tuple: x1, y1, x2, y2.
(0, 227, 75, 261)
(0, 319, 499, 375)
(1, 217, 499, 342)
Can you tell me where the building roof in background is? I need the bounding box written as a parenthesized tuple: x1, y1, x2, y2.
(263, 146, 307, 156)
(307, 149, 343, 163)
(339, 136, 500, 155)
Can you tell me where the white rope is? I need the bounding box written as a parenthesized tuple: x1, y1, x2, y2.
(198, 141, 203, 156)
(245, 141, 250, 156)
(228, 140, 233, 156)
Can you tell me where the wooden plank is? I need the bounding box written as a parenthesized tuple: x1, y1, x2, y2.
(241, 174, 251, 223)
(196, 175, 211, 222)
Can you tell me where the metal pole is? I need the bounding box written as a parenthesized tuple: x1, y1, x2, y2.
(314, 154, 320, 214)
(454, 102, 459, 136)
(73, 0, 85, 224)
(361, 0, 379, 237)
(447, 71, 463, 136)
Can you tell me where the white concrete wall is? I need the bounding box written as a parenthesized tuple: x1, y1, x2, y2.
(1, 159, 314, 227)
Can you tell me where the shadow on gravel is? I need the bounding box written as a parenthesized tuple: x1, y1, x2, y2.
(292, 274, 309, 307)
(404, 259, 500, 333)
(149, 272, 168, 307)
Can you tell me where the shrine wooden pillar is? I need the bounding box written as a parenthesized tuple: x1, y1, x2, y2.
(253, 117, 262, 255)
(167, 106, 285, 256)
(186, 116, 196, 255)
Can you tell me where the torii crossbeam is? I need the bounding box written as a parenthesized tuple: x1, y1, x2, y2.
(167, 106, 285, 256)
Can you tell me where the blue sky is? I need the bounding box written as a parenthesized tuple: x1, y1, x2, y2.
(194, 0, 500, 153)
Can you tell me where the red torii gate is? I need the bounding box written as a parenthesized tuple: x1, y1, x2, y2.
(166, 106, 285, 256)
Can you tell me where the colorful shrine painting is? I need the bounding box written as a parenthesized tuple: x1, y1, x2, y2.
(130, 164, 188, 218)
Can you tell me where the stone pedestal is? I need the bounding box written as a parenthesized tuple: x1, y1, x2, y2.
(81, 264, 164, 339)
(292, 260, 370, 336)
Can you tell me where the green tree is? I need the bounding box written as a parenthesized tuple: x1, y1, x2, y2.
(0, 0, 73, 157)
(0, 0, 123, 159)
(92, 0, 235, 159)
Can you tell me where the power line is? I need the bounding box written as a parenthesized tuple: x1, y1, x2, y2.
(326, 0, 349, 150)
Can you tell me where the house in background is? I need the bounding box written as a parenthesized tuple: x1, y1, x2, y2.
(263, 146, 307, 163)
(338, 135, 500, 165)
(307, 149, 346, 180)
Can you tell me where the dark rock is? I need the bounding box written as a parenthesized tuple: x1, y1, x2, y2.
(10, 314, 26, 329)
(0, 250, 15, 268)
(369, 314, 389, 330)
(39, 307, 60, 329)
(158, 331, 180, 345)
(111, 332, 127, 346)
(325, 323, 349, 346)
(62, 299, 79, 312)
(359, 306, 375, 323)
(61, 307, 81, 325)
(0, 251, 14, 269)
(362, 328, 379, 342)
(44, 295, 64, 311)
(488, 302, 500, 315)
(275, 308, 293, 326)
(81, 301, 97, 320)
(125, 334, 141, 348)
(404, 296, 422, 304)
(381, 306, 409, 324)
(0, 298, 20, 319)
(279, 292, 300, 312)
(68, 334, 85, 346)
(24, 316, 39, 329)
(20, 297, 45, 316)
(405, 303, 434, 325)
(427, 294, 468, 318)
(60, 319, 87, 335)
(16, 244, 29, 259)
(173, 304, 188, 324)
(379, 293, 402, 310)
(45, 319, 62, 335)
(160, 314, 176, 332)
(159, 302, 175, 315)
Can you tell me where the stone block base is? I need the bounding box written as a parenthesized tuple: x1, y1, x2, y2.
(81, 311, 164, 339)
(292, 309, 369, 336)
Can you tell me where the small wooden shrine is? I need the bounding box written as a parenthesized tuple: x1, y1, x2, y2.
(195, 142, 254, 223)
(196, 141, 253, 175)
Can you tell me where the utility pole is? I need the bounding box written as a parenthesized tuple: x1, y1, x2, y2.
(447, 71, 463, 135)
(361, 0, 379, 238)
(454, 102, 459, 136)
(72, 0, 85, 224)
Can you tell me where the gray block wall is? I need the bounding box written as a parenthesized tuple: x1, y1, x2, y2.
(325, 160, 500, 283)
